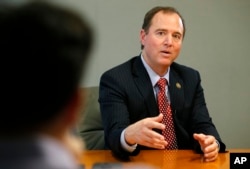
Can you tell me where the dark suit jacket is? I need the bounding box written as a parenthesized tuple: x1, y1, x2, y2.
(99, 55, 226, 159)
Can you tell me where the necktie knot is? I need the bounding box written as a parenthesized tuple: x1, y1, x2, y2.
(157, 78, 167, 91)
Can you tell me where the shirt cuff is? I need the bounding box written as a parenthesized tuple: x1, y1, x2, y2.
(120, 129, 137, 152)
(216, 139, 220, 151)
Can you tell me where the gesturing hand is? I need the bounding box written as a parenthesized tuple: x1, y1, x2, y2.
(193, 133, 219, 162)
(124, 113, 168, 149)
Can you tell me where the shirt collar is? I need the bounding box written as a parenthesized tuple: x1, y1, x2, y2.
(140, 54, 170, 87)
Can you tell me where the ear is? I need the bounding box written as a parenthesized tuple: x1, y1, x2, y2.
(140, 29, 146, 47)
(63, 88, 84, 127)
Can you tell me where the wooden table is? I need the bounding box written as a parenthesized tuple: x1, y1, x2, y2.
(79, 149, 250, 169)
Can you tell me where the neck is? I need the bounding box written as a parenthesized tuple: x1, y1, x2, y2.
(141, 52, 169, 77)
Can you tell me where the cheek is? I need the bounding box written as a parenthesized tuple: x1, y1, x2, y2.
(144, 39, 155, 51)
(174, 43, 182, 52)
(148, 38, 161, 50)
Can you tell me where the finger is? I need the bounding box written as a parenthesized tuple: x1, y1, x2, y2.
(203, 136, 215, 146)
(202, 137, 218, 155)
(135, 126, 164, 142)
(139, 134, 167, 149)
(145, 119, 165, 130)
(144, 138, 168, 149)
(204, 148, 218, 158)
(204, 152, 218, 162)
(145, 129, 167, 142)
(147, 140, 167, 149)
(205, 142, 219, 158)
(203, 141, 219, 162)
(203, 139, 217, 153)
(145, 128, 165, 141)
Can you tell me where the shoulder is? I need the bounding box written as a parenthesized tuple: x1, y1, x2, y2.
(171, 62, 198, 73)
(0, 138, 78, 169)
(100, 55, 140, 77)
(171, 62, 201, 80)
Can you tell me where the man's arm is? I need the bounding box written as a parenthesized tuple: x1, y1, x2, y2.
(99, 71, 138, 159)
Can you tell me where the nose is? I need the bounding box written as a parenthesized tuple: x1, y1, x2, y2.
(164, 35, 173, 47)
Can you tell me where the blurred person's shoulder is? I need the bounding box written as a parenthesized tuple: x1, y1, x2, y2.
(0, 136, 79, 169)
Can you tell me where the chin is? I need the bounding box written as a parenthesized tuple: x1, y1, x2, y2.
(159, 60, 172, 67)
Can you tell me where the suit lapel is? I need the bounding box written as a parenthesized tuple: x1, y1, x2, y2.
(169, 64, 190, 145)
(169, 67, 185, 111)
(131, 57, 185, 117)
(132, 56, 159, 117)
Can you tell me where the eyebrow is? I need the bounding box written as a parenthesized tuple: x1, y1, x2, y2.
(155, 28, 167, 32)
(155, 28, 182, 36)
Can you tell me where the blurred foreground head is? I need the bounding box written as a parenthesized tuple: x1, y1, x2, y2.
(0, 1, 93, 137)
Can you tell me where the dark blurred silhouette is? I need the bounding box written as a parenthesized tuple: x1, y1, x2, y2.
(0, 1, 93, 169)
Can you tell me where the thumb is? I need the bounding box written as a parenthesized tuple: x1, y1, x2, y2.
(153, 113, 163, 122)
(193, 133, 208, 148)
(193, 133, 206, 142)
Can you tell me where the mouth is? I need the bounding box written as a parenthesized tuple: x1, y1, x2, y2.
(161, 51, 172, 55)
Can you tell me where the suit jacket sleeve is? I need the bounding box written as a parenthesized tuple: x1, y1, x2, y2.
(98, 61, 141, 160)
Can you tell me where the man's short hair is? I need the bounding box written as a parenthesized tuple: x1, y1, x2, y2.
(0, 1, 93, 136)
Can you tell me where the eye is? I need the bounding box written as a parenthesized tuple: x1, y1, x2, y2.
(173, 34, 181, 40)
(156, 31, 166, 36)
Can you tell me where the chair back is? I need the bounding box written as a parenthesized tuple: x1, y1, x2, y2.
(77, 86, 105, 149)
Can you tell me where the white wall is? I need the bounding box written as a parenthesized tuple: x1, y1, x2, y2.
(7, 0, 250, 149)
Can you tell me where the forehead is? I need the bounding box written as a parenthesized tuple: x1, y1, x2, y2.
(150, 11, 183, 33)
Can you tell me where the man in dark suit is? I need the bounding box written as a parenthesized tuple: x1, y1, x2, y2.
(99, 6, 226, 161)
